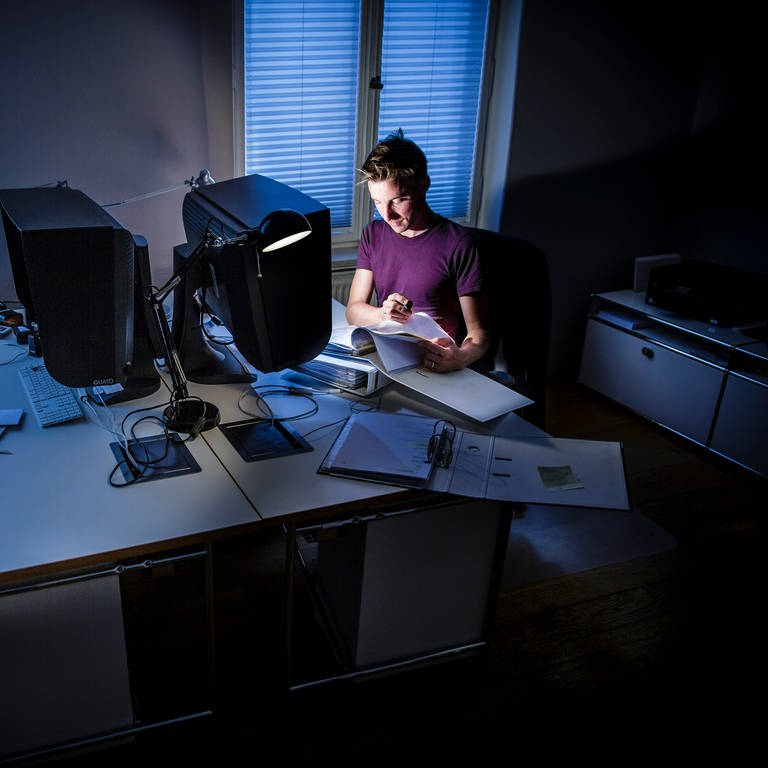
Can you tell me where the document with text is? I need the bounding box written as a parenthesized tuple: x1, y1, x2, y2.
(331, 312, 452, 373)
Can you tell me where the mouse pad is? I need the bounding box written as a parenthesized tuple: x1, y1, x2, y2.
(218, 418, 313, 462)
(109, 434, 201, 484)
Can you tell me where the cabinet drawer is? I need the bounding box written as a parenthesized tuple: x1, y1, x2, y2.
(710, 373, 768, 478)
(579, 319, 723, 444)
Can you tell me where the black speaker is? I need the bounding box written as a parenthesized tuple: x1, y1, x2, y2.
(0, 187, 134, 389)
(22, 225, 134, 388)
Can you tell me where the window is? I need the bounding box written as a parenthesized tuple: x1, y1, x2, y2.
(238, 0, 492, 250)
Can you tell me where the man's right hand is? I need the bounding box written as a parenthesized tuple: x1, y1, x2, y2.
(382, 293, 412, 322)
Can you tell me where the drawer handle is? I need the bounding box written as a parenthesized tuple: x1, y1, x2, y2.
(641, 346, 654, 359)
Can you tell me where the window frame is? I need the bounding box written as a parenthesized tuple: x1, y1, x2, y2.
(232, 0, 504, 265)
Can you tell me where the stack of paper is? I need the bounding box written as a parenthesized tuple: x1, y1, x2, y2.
(324, 327, 375, 356)
(324, 300, 532, 419)
(332, 312, 452, 374)
(294, 353, 386, 395)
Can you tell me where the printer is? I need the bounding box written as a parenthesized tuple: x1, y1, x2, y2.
(645, 259, 768, 327)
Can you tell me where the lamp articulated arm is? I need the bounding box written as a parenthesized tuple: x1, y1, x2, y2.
(143, 210, 312, 435)
(146, 228, 225, 434)
(147, 229, 224, 400)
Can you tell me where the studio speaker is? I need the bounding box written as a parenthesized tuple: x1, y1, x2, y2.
(22, 224, 134, 388)
(0, 186, 136, 389)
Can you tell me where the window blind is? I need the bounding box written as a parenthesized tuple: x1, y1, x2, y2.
(378, 0, 489, 220)
(243, 1, 361, 229)
(243, 0, 490, 232)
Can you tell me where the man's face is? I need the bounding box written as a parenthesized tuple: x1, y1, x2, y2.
(367, 178, 428, 236)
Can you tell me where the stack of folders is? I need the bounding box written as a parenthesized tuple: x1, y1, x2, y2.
(294, 352, 386, 396)
(324, 337, 375, 357)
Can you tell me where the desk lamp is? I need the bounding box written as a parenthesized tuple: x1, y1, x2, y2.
(148, 209, 312, 435)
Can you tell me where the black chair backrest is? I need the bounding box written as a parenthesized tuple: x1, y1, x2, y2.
(470, 228, 551, 430)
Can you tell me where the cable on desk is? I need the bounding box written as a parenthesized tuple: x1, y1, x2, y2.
(235, 382, 387, 447)
(0, 342, 29, 365)
(297, 392, 384, 444)
(199, 285, 235, 347)
(107, 414, 178, 488)
(82, 392, 186, 487)
(81, 390, 141, 474)
(237, 384, 320, 424)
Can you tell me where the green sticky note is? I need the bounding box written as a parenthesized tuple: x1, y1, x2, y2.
(538, 465, 583, 491)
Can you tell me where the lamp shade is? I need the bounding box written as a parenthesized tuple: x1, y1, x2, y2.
(259, 209, 312, 252)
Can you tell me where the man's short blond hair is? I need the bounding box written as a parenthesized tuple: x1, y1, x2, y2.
(359, 130, 428, 185)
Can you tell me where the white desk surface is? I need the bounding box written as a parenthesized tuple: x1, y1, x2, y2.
(0, 353, 258, 582)
(0, 344, 543, 582)
(190, 369, 545, 525)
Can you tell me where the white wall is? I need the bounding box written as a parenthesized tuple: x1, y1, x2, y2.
(0, 0, 217, 299)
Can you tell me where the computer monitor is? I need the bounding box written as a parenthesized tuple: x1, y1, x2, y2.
(175, 173, 332, 382)
(0, 186, 163, 402)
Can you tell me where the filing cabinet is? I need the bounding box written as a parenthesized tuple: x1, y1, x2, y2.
(709, 341, 768, 477)
(579, 289, 767, 478)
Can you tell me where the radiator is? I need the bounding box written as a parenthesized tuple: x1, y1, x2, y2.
(331, 270, 354, 305)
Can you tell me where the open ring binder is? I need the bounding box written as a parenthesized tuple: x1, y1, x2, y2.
(317, 410, 631, 510)
(318, 411, 451, 489)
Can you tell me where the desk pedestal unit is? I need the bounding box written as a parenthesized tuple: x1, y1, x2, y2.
(0, 549, 210, 762)
(0, 573, 133, 759)
(289, 496, 511, 688)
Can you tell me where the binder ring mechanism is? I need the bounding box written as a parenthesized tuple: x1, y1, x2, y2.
(427, 419, 456, 468)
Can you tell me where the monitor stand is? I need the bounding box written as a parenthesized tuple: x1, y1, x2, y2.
(176, 324, 256, 385)
(171, 243, 256, 385)
(86, 328, 163, 405)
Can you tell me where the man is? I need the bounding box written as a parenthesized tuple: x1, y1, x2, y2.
(345, 130, 491, 373)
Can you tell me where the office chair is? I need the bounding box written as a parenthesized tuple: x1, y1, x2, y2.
(470, 228, 551, 431)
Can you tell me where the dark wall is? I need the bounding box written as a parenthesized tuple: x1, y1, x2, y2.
(501, 0, 765, 375)
(2, 0, 761, 378)
(660, 11, 765, 274)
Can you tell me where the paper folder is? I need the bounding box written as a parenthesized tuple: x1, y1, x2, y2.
(294, 353, 387, 396)
(318, 411, 631, 511)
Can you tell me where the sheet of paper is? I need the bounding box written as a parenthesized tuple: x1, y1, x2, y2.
(482, 436, 630, 510)
(0, 408, 24, 426)
(365, 354, 533, 422)
(364, 334, 423, 373)
(362, 312, 452, 342)
(431, 433, 629, 510)
(538, 465, 584, 491)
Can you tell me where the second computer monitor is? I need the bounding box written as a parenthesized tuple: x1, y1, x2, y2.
(176, 173, 332, 379)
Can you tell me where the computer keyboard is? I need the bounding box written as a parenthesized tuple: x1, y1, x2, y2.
(18, 363, 84, 427)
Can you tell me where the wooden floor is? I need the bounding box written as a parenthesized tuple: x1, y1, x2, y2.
(43, 379, 768, 764)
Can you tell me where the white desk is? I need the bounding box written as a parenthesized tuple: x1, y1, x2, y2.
(0, 355, 259, 583)
(0, 342, 542, 588)
(0, 351, 253, 759)
(186, 359, 546, 527)
(182, 368, 548, 689)
(0, 344, 547, 759)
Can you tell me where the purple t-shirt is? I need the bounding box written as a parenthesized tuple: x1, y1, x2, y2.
(357, 218, 482, 342)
